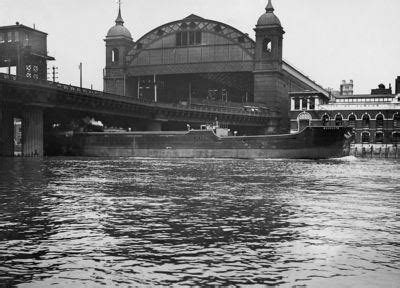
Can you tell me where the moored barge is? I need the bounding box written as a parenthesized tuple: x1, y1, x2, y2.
(71, 125, 352, 159)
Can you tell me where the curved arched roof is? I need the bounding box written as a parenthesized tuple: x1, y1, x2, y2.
(126, 14, 255, 64)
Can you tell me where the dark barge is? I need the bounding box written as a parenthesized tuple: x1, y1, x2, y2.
(68, 125, 352, 159)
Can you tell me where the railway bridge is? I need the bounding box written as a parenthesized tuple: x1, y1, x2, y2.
(0, 73, 279, 156)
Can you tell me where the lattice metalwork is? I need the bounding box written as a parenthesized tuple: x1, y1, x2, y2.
(127, 15, 255, 65)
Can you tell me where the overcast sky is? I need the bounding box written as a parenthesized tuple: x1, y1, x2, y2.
(1, 0, 399, 94)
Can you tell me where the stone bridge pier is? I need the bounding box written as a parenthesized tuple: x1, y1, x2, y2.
(21, 107, 43, 157)
(0, 105, 43, 157)
(0, 107, 14, 156)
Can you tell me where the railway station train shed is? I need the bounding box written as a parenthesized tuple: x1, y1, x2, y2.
(103, 0, 328, 133)
(103, 0, 399, 145)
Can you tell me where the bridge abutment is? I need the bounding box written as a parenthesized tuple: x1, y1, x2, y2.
(22, 107, 43, 157)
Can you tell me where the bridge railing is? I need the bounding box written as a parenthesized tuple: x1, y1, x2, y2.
(0, 72, 277, 117)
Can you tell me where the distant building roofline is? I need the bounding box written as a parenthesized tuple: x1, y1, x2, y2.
(335, 94, 395, 98)
(0, 24, 48, 35)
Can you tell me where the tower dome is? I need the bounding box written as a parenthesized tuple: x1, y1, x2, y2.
(256, 0, 281, 27)
(106, 5, 132, 40)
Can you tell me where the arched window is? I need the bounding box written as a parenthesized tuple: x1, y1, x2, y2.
(297, 112, 312, 131)
(176, 23, 202, 46)
(392, 132, 400, 143)
(362, 114, 370, 128)
(348, 114, 356, 127)
(322, 114, 330, 126)
(393, 113, 400, 128)
(376, 114, 384, 128)
(111, 48, 119, 63)
(335, 114, 343, 126)
(361, 132, 370, 143)
(375, 132, 384, 143)
(263, 38, 272, 53)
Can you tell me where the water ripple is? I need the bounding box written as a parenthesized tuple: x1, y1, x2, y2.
(0, 157, 399, 286)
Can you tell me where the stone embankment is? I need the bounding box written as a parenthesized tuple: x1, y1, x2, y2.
(350, 144, 399, 158)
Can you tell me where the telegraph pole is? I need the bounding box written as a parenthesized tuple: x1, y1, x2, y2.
(79, 62, 82, 88)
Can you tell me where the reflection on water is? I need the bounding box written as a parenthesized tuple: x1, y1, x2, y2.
(0, 157, 399, 287)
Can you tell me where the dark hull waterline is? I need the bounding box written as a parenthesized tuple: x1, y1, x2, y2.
(71, 126, 352, 159)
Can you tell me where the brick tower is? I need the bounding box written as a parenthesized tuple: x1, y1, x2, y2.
(104, 3, 134, 95)
(253, 0, 289, 133)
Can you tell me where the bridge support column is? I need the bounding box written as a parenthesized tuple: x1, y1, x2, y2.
(146, 121, 162, 131)
(0, 108, 15, 156)
(22, 107, 43, 157)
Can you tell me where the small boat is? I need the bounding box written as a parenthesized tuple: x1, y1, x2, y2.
(70, 124, 353, 159)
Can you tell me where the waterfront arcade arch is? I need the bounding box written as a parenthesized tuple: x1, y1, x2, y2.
(297, 111, 312, 131)
(348, 113, 356, 127)
(375, 113, 384, 128)
(362, 113, 371, 128)
(393, 112, 400, 128)
(321, 114, 330, 126)
(334, 113, 343, 126)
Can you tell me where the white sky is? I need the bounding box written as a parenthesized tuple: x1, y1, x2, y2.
(1, 0, 399, 94)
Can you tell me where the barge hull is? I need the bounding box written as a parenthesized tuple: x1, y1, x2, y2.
(80, 147, 346, 159)
(71, 126, 351, 159)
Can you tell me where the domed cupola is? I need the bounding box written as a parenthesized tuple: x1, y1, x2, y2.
(104, 3, 134, 95)
(106, 5, 132, 40)
(256, 0, 282, 28)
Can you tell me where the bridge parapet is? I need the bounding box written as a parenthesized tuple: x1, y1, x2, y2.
(0, 72, 279, 118)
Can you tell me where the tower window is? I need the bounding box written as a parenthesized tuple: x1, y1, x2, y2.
(263, 38, 272, 53)
(111, 48, 119, 63)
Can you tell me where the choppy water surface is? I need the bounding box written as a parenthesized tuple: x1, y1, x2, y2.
(0, 157, 399, 287)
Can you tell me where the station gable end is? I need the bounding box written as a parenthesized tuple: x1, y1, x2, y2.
(125, 15, 255, 75)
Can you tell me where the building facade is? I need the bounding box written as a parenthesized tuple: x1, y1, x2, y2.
(290, 80, 400, 146)
(103, 1, 328, 133)
(0, 23, 54, 80)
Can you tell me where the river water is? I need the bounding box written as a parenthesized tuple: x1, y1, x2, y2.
(0, 157, 399, 287)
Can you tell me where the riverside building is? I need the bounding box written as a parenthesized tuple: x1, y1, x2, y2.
(289, 80, 400, 156)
